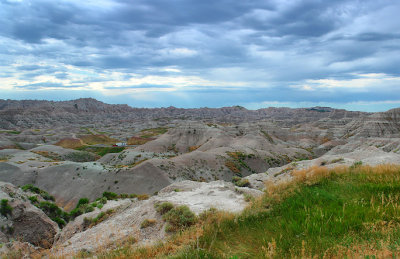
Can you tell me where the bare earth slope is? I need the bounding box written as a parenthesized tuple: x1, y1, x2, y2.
(1, 99, 400, 256)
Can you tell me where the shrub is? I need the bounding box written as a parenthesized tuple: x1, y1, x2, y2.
(84, 206, 95, 213)
(77, 198, 89, 207)
(53, 217, 66, 228)
(37, 201, 68, 228)
(91, 212, 106, 225)
(21, 184, 55, 201)
(232, 177, 250, 187)
(141, 219, 157, 229)
(63, 151, 97, 162)
(70, 198, 96, 220)
(28, 196, 38, 203)
(162, 205, 196, 232)
(137, 194, 149, 200)
(103, 191, 118, 200)
(155, 202, 174, 215)
(85, 209, 114, 228)
(0, 199, 12, 217)
(69, 208, 83, 219)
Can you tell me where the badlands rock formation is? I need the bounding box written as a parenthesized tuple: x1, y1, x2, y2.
(0, 98, 400, 256)
(0, 182, 58, 248)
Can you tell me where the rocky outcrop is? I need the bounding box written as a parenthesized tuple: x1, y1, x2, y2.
(0, 182, 59, 248)
(51, 180, 262, 256)
(0, 98, 368, 129)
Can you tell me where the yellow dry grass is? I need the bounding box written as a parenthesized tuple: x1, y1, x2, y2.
(127, 137, 152, 145)
(79, 134, 118, 145)
(55, 138, 85, 149)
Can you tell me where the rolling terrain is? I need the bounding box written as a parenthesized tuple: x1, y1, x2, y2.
(1, 98, 400, 257)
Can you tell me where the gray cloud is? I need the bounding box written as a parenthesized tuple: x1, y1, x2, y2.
(0, 0, 400, 110)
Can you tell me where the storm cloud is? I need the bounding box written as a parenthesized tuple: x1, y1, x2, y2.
(1, 0, 400, 111)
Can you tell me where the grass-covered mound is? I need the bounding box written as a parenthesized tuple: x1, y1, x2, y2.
(55, 138, 85, 149)
(93, 164, 400, 258)
(175, 164, 400, 258)
(75, 146, 125, 156)
(79, 134, 118, 145)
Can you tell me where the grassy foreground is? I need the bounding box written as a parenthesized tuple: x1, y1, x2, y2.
(58, 164, 400, 258)
(172, 164, 400, 258)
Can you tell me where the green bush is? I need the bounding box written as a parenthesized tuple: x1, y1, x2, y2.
(37, 201, 68, 228)
(21, 184, 55, 201)
(232, 177, 250, 187)
(70, 198, 95, 220)
(64, 151, 97, 162)
(53, 217, 66, 228)
(155, 202, 174, 215)
(102, 191, 118, 200)
(141, 219, 157, 229)
(0, 199, 12, 217)
(69, 208, 83, 219)
(84, 206, 94, 213)
(77, 198, 89, 207)
(162, 205, 196, 232)
(28, 196, 38, 203)
(84, 209, 114, 228)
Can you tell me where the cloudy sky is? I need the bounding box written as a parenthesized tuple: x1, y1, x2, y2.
(1, 0, 400, 111)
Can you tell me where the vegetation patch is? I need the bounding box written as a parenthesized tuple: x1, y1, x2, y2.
(79, 134, 118, 145)
(162, 205, 197, 232)
(32, 151, 61, 161)
(188, 145, 201, 152)
(260, 130, 274, 143)
(127, 136, 152, 145)
(331, 157, 344, 163)
(139, 127, 168, 139)
(84, 209, 114, 228)
(225, 161, 240, 174)
(265, 156, 282, 167)
(155, 202, 174, 215)
(171, 164, 400, 258)
(21, 184, 55, 201)
(225, 151, 256, 175)
(37, 201, 69, 228)
(0, 199, 12, 217)
(137, 194, 150, 200)
(69, 198, 96, 220)
(0, 130, 21, 135)
(140, 219, 157, 229)
(0, 155, 10, 162)
(63, 151, 98, 162)
(55, 138, 85, 149)
(75, 146, 125, 156)
(102, 191, 141, 200)
(232, 176, 250, 187)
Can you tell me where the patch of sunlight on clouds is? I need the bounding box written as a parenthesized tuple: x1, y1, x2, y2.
(292, 73, 400, 91)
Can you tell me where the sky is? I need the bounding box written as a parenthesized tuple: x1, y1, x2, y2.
(1, 0, 400, 111)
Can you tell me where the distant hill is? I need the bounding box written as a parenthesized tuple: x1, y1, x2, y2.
(0, 98, 368, 129)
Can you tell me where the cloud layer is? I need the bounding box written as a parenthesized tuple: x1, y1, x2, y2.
(1, 0, 400, 111)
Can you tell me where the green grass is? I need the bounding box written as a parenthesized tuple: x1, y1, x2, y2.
(139, 127, 168, 138)
(75, 146, 125, 156)
(63, 151, 98, 162)
(0, 199, 12, 217)
(172, 165, 400, 258)
(0, 130, 21, 134)
(21, 184, 55, 201)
